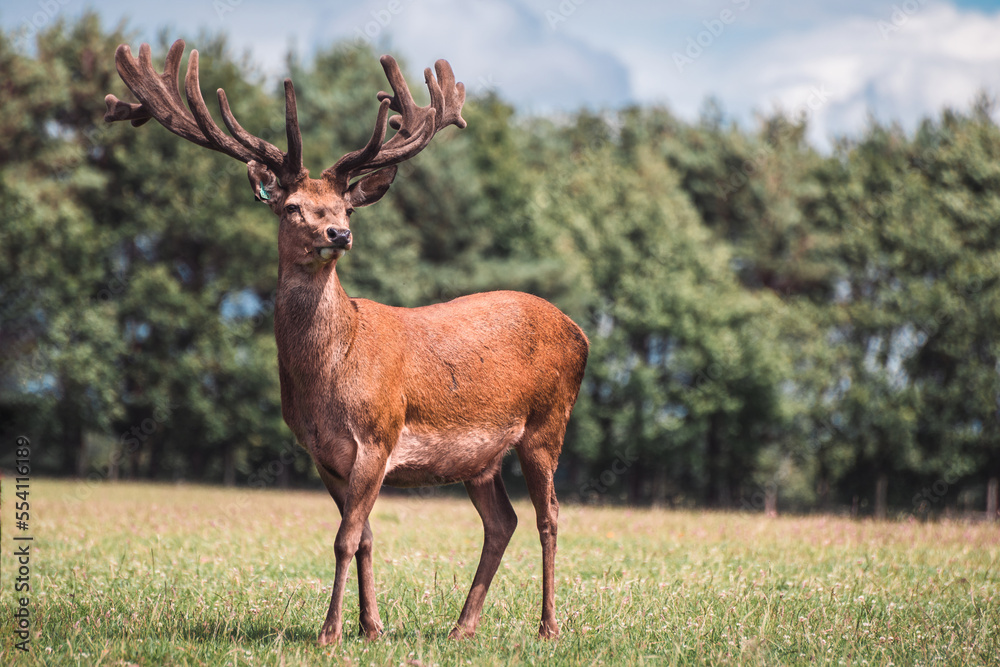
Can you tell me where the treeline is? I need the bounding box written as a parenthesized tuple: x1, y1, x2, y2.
(2, 15, 999, 517)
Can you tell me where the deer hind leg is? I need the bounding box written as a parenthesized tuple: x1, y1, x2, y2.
(516, 421, 565, 639)
(316, 467, 384, 640)
(450, 467, 518, 639)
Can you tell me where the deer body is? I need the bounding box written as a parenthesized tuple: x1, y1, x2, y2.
(105, 40, 588, 644)
(278, 284, 587, 487)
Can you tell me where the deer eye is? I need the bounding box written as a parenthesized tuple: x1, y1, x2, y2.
(346, 208, 354, 217)
(284, 204, 300, 215)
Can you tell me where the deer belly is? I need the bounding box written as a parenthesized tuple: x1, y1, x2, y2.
(382, 422, 524, 487)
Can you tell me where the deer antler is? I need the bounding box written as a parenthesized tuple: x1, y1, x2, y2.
(323, 55, 467, 192)
(104, 40, 305, 185)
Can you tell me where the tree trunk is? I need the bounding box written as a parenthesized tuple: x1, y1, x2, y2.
(189, 449, 205, 481)
(146, 434, 164, 479)
(764, 484, 778, 518)
(128, 446, 141, 479)
(74, 426, 88, 478)
(107, 446, 120, 481)
(874, 472, 888, 520)
(63, 407, 85, 478)
(222, 444, 236, 487)
(987, 477, 999, 522)
(706, 413, 725, 507)
(651, 467, 669, 508)
(627, 465, 644, 505)
(816, 458, 830, 510)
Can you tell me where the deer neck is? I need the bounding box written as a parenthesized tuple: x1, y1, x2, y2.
(274, 263, 357, 376)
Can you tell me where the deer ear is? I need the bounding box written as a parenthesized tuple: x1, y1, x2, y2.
(346, 166, 398, 208)
(247, 160, 283, 207)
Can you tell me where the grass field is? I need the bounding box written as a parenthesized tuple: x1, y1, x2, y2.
(1, 479, 997, 666)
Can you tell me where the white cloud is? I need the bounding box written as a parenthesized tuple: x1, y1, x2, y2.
(375, 0, 631, 112)
(3, 0, 999, 148)
(706, 3, 1000, 146)
(532, 0, 1000, 146)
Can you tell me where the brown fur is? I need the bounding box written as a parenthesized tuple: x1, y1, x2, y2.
(105, 42, 589, 644)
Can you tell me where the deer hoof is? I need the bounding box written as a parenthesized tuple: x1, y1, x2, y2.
(538, 621, 560, 639)
(317, 627, 342, 646)
(359, 618, 384, 641)
(448, 625, 476, 640)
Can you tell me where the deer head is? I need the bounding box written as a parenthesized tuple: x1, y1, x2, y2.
(104, 40, 466, 274)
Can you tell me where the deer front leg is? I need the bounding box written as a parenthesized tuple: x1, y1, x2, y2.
(318, 450, 388, 646)
(354, 519, 383, 639)
(316, 466, 384, 639)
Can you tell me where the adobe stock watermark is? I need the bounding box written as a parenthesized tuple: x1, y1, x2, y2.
(714, 84, 832, 201)
(218, 439, 309, 521)
(578, 446, 639, 500)
(213, 0, 243, 21)
(474, 73, 502, 97)
(351, 0, 414, 47)
(96, 267, 131, 302)
(546, 0, 588, 31)
(69, 398, 175, 502)
(226, 290, 278, 339)
(10, 0, 76, 51)
(739, 478, 779, 515)
(910, 470, 960, 517)
(855, 145, 939, 224)
(673, 0, 752, 74)
(908, 276, 983, 349)
(877, 0, 929, 40)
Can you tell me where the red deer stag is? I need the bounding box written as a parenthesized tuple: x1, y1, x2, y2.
(104, 40, 588, 644)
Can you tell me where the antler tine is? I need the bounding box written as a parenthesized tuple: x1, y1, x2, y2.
(217, 88, 284, 169)
(433, 59, 467, 130)
(110, 42, 213, 149)
(104, 40, 186, 127)
(372, 55, 436, 155)
(376, 55, 423, 127)
(282, 79, 304, 180)
(106, 39, 304, 184)
(103, 94, 151, 127)
(163, 40, 185, 99)
(324, 55, 466, 190)
(183, 49, 259, 164)
(424, 66, 446, 129)
(323, 97, 392, 183)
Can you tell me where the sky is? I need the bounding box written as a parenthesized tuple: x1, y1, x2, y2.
(4, 0, 1000, 149)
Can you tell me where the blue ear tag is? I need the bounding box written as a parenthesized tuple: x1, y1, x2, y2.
(258, 184, 270, 201)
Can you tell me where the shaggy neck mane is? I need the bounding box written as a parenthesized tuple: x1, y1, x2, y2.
(275, 266, 357, 375)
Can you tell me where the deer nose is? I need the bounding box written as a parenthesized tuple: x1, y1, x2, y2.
(326, 227, 351, 248)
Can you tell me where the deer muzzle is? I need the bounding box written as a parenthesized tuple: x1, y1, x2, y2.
(317, 228, 352, 260)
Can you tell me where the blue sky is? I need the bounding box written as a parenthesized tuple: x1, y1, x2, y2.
(4, 0, 1000, 148)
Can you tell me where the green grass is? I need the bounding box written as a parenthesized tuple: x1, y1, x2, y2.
(1, 480, 997, 666)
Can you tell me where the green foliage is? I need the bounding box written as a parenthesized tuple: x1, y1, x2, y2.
(1, 15, 998, 513)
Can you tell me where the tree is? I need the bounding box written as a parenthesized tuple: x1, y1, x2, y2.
(530, 112, 797, 505)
